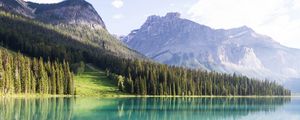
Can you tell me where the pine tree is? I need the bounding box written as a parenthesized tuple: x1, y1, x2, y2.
(0, 50, 3, 93)
(13, 55, 21, 94)
(50, 65, 57, 94)
(20, 55, 26, 93)
(31, 71, 36, 94)
(38, 58, 48, 94)
(45, 60, 52, 94)
(32, 58, 39, 93)
(63, 60, 74, 95)
(26, 58, 32, 94)
(5, 53, 14, 94)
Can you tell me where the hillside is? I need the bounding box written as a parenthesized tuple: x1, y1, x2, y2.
(0, 0, 144, 60)
(75, 64, 125, 96)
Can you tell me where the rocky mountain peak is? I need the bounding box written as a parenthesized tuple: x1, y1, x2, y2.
(145, 15, 160, 23)
(0, 0, 106, 29)
(165, 12, 181, 18)
(145, 12, 181, 23)
(0, 0, 34, 18)
(27, 0, 106, 29)
(58, 0, 91, 7)
(226, 25, 253, 33)
(124, 12, 300, 83)
(239, 25, 254, 32)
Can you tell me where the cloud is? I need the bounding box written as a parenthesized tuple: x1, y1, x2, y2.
(188, 0, 300, 48)
(24, 0, 62, 3)
(112, 14, 124, 19)
(170, 3, 175, 7)
(112, 0, 124, 8)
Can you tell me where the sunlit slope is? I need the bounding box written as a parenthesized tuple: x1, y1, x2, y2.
(74, 65, 126, 96)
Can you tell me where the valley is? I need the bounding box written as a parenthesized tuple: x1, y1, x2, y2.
(0, 0, 299, 119)
(0, 0, 291, 96)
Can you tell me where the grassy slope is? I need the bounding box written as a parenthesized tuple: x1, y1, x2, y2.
(74, 64, 126, 96)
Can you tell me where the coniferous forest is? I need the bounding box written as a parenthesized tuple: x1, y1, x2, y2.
(0, 11, 291, 96)
(0, 49, 74, 95)
(110, 60, 291, 96)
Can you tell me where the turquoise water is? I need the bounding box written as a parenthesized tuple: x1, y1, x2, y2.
(0, 97, 299, 120)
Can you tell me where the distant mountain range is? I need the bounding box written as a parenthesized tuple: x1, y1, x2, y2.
(123, 12, 300, 91)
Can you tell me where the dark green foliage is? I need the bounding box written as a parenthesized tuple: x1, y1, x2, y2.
(0, 49, 74, 95)
(119, 61, 291, 96)
(71, 61, 85, 75)
(0, 11, 290, 96)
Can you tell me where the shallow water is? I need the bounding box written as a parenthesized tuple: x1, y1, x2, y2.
(0, 97, 299, 120)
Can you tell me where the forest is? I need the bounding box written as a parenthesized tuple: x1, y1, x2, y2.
(0, 49, 74, 95)
(0, 11, 291, 96)
(116, 61, 291, 96)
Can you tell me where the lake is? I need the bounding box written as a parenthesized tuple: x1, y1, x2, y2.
(0, 97, 299, 120)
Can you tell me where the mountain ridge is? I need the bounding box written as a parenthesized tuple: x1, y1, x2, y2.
(123, 12, 300, 84)
(0, 0, 34, 18)
(0, 0, 106, 29)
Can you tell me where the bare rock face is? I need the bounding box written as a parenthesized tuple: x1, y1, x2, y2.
(123, 12, 300, 82)
(0, 0, 106, 29)
(0, 0, 34, 18)
(27, 0, 106, 29)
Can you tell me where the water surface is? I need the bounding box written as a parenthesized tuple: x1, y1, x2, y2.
(0, 97, 299, 120)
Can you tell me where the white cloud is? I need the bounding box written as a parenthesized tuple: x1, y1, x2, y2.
(293, 0, 300, 9)
(24, 0, 62, 3)
(170, 3, 175, 7)
(112, 0, 124, 8)
(112, 14, 124, 19)
(188, 0, 300, 48)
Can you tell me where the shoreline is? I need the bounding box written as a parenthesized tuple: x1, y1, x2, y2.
(100, 95, 299, 98)
(1, 94, 298, 98)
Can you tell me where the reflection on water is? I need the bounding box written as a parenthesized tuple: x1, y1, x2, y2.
(0, 97, 296, 120)
(0, 97, 74, 120)
(75, 97, 292, 120)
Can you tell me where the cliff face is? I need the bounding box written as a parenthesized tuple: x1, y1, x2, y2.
(123, 12, 300, 81)
(27, 0, 106, 29)
(0, 0, 106, 29)
(0, 0, 34, 18)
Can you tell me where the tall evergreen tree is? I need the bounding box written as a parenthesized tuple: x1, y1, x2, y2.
(0, 51, 3, 93)
(13, 55, 21, 94)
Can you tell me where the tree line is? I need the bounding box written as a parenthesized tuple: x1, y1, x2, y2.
(0, 49, 74, 95)
(109, 60, 291, 96)
(0, 11, 291, 96)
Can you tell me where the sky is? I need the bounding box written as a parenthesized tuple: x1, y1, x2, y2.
(25, 0, 300, 49)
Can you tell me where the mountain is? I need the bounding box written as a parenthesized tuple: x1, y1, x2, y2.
(27, 0, 106, 29)
(0, 0, 105, 29)
(0, 0, 34, 18)
(0, 0, 144, 59)
(123, 12, 300, 82)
